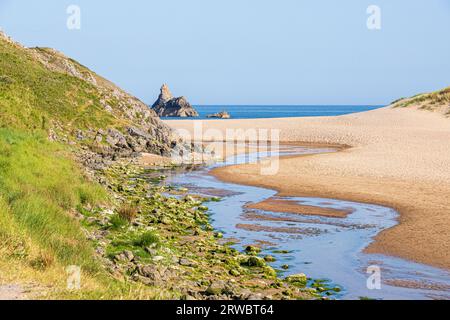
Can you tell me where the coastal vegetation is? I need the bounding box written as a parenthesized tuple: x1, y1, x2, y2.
(393, 86, 450, 116)
(0, 32, 330, 299)
(2, 30, 449, 300)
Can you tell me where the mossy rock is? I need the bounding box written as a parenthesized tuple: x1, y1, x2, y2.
(229, 269, 240, 277)
(242, 256, 265, 268)
(245, 246, 261, 254)
(263, 266, 277, 278)
(272, 250, 291, 254)
(285, 273, 308, 286)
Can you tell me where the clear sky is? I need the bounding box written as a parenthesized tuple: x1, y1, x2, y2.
(1, 0, 449, 105)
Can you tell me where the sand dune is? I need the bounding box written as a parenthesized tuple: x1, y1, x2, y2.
(165, 106, 450, 270)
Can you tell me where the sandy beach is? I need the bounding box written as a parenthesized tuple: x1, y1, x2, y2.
(165, 106, 450, 270)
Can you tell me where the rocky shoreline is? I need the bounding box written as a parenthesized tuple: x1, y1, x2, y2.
(78, 158, 340, 300)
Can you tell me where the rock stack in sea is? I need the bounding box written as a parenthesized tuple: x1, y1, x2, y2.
(151, 84, 199, 118)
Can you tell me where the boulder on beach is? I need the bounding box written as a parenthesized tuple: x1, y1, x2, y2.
(151, 84, 199, 118)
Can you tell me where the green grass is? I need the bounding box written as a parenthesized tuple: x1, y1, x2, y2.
(0, 129, 172, 299)
(133, 231, 160, 248)
(0, 129, 106, 272)
(109, 214, 130, 230)
(0, 37, 117, 138)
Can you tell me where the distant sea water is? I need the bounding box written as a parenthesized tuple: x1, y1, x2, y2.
(161, 105, 384, 120)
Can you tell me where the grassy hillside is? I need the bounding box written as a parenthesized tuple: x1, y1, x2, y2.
(0, 33, 174, 298)
(0, 129, 177, 299)
(0, 129, 100, 293)
(0, 32, 173, 155)
(0, 45, 114, 132)
(392, 86, 450, 116)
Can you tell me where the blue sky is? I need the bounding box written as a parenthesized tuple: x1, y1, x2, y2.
(1, 0, 449, 105)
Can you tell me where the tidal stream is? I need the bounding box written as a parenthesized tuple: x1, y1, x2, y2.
(163, 145, 450, 300)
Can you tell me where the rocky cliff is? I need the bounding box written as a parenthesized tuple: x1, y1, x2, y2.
(0, 31, 180, 169)
(152, 84, 199, 117)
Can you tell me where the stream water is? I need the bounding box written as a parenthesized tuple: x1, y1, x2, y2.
(163, 145, 450, 300)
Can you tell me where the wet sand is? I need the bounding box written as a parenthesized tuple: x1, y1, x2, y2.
(165, 106, 450, 270)
(247, 198, 351, 218)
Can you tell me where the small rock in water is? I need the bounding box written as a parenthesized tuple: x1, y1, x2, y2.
(243, 256, 265, 267)
(245, 246, 261, 254)
(285, 273, 308, 286)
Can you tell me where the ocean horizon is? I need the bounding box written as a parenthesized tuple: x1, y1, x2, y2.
(160, 105, 384, 120)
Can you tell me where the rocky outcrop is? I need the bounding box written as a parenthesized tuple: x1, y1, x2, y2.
(207, 111, 231, 119)
(152, 84, 173, 110)
(152, 84, 199, 117)
(17, 41, 182, 168)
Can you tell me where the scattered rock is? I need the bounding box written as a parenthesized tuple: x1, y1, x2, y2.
(285, 273, 308, 286)
(229, 269, 240, 277)
(205, 281, 226, 296)
(181, 294, 197, 300)
(153, 256, 164, 262)
(246, 293, 263, 300)
(205, 281, 235, 296)
(245, 245, 261, 254)
(179, 258, 196, 267)
(133, 275, 156, 286)
(123, 250, 135, 262)
(242, 256, 266, 268)
(114, 251, 134, 263)
(106, 129, 128, 148)
(138, 265, 159, 279)
(207, 111, 231, 119)
(145, 247, 158, 256)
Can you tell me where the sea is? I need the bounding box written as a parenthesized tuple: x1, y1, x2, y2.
(160, 105, 384, 120)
